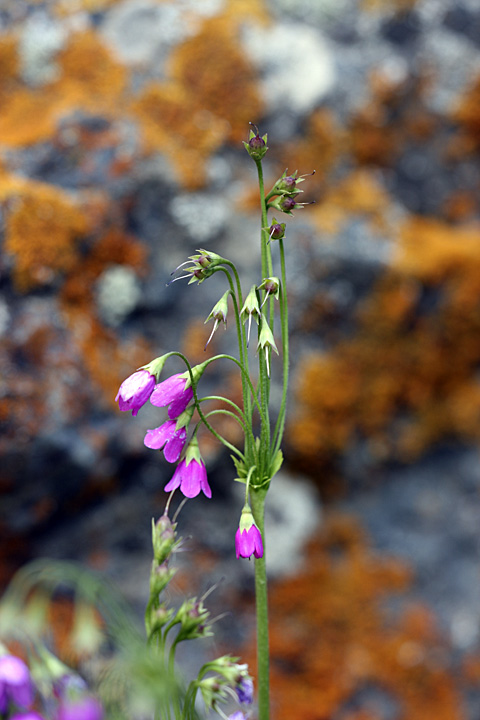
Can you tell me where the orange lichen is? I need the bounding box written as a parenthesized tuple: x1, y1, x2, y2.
(311, 168, 395, 236)
(453, 74, 480, 152)
(291, 214, 480, 465)
(168, 16, 262, 143)
(0, 30, 127, 148)
(61, 305, 154, 409)
(132, 82, 227, 189)
(395, 217, 480, 281)
(0, 34, 19, 102)
(0, 87, 61, 147)
(243, 513, 465, 720)
(133, 15, 262, 188)
(55, 30, 127, 106)
(61, 226, 148, 308)
(3, 179, 89, 291)
(280, 109, 343, 192)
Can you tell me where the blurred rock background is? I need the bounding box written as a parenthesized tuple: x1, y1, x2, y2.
(2, 0, 480, 718)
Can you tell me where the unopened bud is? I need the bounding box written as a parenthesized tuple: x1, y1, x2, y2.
(243, 123, 268, 161)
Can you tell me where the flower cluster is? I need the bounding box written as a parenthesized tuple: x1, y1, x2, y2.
(116, 359, 211, 500)
(0, 653, 102, 720)
(196, 656, 254, 719)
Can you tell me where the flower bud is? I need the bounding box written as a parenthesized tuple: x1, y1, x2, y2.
(269, 168, 315, 196)
(149, 561, 176, 597)
(269, 193, 315, 215)
(243, 124, 268, 161)
(196, 676, 226, 710)
(151, 515, 177, 564)
(174, 597, 212, 642)
(258, 277, 280, 309)
(257, 313, 279, 377)
(204, 291, 229, 349)
(268, 218, 286, 241)
(168, 249, 226, 286)
(146, 603, 175, 636)
(240, 286, 261, 347)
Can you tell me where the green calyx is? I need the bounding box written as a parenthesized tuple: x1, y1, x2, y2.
(142, 354, 168, 381)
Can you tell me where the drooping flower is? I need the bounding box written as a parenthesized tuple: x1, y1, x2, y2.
(235, 506, 263, 559)
(165, 458, 211, 499)
(164, 437, 211, 498)
(56, 696, 103, 720)
(150, 373, 194, 419)
(0, 655, 34, 711)
(115, 369, 156, 417)
(144, 420, 187, 463)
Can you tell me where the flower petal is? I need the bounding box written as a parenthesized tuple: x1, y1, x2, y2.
(163, 428, 187, 463)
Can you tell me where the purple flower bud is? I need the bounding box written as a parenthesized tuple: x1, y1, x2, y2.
(144, 420, 187, 463)
(268, 219, 286, 241)
(0, 655, 34, 710)
(150, 373, 194, 419)
(164, 457, 211, 499)
(115, 369, 156, 417)
(280, 196, 297, 213)
(56, 696, 103, 720)
(243, 124, 268, 161)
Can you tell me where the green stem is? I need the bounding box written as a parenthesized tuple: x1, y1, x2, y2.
(169, 641, 181, 720)
(250, 487, 270, 720)
(272, 237, 289, 457)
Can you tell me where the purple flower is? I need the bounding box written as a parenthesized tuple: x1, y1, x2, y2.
(0, 655, 34, 710)
(150, 373, 194, 419)
(115, 369, 156, 417)
(235, 507, 263, 560)
(164, 458, 211, 499)
(10, 714, 46, 720)
(236, 676, 254, 704)
(56, 696, 103, 720)
(144, 420, 187, 463)
(228, 713, 247, 720)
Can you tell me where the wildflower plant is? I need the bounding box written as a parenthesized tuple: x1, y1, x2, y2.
(0, 125, 313, 720)
(115, 124, 314, 720)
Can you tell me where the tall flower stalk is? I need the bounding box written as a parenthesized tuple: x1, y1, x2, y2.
(116, 125, 314, 720)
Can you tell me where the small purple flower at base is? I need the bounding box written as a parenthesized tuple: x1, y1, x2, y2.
(115, 369, 156, 417)
(236, 676, 254, 705)
(235, 507, 263, 560)
(228, 712, 247, 720)
(144, 420, 187, 463)
(56, 696, 103, 720)
(150, 373, 194, 419)
(0, 655, 34, 710)
(165, 458, 211, 499)
(10, 713, 46, 720)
